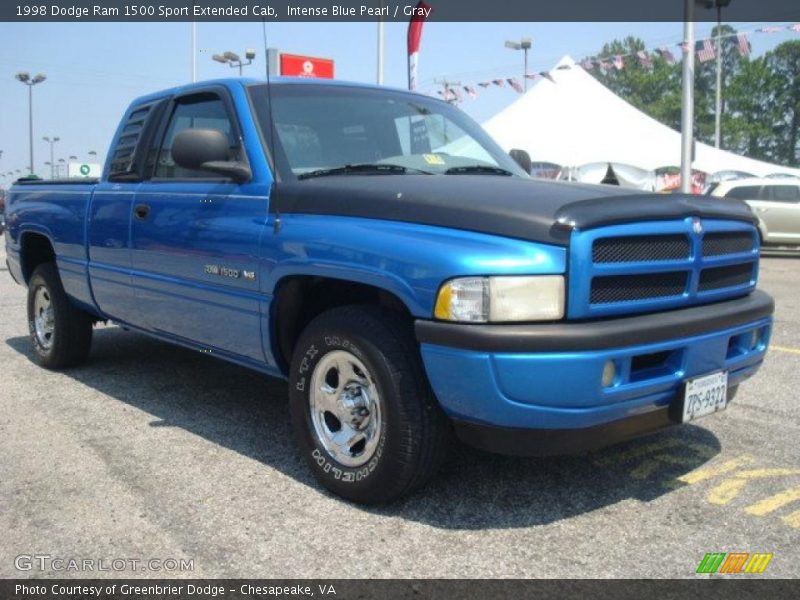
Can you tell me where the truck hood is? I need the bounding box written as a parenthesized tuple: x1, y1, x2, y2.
(273, 175, 756, 246)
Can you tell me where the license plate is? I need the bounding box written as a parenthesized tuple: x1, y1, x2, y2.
(682, 371, 728, 423)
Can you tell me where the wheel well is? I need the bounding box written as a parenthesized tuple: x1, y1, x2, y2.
(272, 276, 413, 374)
(20, 232, 55, 284)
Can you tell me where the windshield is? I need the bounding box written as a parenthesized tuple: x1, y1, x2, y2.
(248, 83, 528, 179)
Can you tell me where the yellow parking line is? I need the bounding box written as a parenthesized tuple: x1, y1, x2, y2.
(745, 486, 800, 516)
(771, 345, 800, 355)
(677, 456, 755, 485)
(782, 510, 800, 529)
(707, 469, 800, 505)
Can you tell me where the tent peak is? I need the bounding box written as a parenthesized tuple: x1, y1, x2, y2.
(554, 55, 577, 69)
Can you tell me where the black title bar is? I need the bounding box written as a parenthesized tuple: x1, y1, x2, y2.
(1, 579, 798, 600)
(3, 0, 800, 22)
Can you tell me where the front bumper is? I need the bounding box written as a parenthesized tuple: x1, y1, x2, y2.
(416, 290, 774, 455)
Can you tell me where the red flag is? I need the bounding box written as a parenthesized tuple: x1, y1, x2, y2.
(539, 71, 555, 83)
(463, 85, 477, 98)
(477, 81, 491, 88)
(492, 79, 505, 87)
(524, 73, 537, 80)
(407, 2, 431, 91)
(789, 24, 800, 33)
(580, 58, 594, 70)
(612, 55, 624, 70)
(637, 51, 653, 69)
(758, 26, 782, 33)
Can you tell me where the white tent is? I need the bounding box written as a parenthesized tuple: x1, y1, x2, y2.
(482, 56, 800, 181)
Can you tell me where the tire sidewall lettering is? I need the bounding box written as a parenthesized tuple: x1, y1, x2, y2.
(305, 335, 386, 485)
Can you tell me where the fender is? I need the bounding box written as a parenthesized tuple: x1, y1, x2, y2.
(262, 214, 568, 319)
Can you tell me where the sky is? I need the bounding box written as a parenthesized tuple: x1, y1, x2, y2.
(1, 19, 798, 183)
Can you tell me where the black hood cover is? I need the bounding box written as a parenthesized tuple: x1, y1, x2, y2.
(273, 175, 756, 246)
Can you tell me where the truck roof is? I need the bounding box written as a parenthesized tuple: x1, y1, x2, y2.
(130, 77, 432, 107)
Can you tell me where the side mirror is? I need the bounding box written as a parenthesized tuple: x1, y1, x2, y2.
(171, 128, 251, 182)
(509, 148, 531, 174)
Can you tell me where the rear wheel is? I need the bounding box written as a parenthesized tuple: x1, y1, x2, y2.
(289, 305, 450, 505)
(27, 262, 93, 369)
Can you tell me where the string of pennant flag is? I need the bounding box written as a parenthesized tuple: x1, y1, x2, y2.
(432, 23, 800, 103)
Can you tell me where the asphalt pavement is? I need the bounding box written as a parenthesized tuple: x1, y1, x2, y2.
(0, 242, 798, 579)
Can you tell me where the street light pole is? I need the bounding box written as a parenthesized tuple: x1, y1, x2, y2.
(377, 17, 385, 84)
(711, 1, 733, 147)
(212, 50, 255, 76)
(505, 38, 532, 91)
(15, 72, 46, 176)
(680, 2, 695, 194)
(714, 6, 722, 148)
(43, 136, 59, 179)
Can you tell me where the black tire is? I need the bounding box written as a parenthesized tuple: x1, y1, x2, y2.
(289, 305, 450, 505)
(27, 262, 93, 369)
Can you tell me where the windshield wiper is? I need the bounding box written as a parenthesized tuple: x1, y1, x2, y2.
(298, 163, 428, 180)
(444, 165, 514, 176)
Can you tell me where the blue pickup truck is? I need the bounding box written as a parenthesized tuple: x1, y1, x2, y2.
(4, 78, 774, 504)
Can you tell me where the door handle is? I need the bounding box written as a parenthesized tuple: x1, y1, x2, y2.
(133, 203, 150, 220)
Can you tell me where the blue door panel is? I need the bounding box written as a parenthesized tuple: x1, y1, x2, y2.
(130, 184, 268, 363)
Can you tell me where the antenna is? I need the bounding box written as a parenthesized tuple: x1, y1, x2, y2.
(262, 17, 281, 232)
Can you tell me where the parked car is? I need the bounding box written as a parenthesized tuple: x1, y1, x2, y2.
(709, 177, 800, 247)
(4, 78, 774, 504)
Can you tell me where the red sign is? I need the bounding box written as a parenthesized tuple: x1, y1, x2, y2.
(280, 54, 335, 79)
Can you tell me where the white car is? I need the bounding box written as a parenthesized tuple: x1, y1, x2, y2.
(709, 177, 800, 246)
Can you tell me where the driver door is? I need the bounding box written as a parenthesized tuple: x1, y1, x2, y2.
(129, 88, 268, 364)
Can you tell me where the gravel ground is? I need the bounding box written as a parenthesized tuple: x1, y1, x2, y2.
(0, 242, 798, 579)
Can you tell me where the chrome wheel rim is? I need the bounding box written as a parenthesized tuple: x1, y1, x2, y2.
(33, 286, 55, 349)
(309, 350, 382, 468)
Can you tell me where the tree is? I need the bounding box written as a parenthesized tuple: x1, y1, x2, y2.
(764, 40, 800, 167)
(589, 33, 800, 169)
(591, 37, 682, 131)
(693, 24, 748, 147)
(724, 56, 778, 162)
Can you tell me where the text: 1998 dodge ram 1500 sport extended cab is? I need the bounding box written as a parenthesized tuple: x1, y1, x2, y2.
(5, 78, 774, 504)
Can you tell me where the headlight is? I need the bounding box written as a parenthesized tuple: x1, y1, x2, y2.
(434, 275, 565, 322)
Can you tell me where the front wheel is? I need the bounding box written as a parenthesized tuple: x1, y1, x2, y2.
(27, 262, 93, 369)
(289, 305, 450, 505)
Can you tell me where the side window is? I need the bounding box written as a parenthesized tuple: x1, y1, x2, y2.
(724, 185, 761, 200)
(154, 93, 237, 179)
(766, 185, 800, 203)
